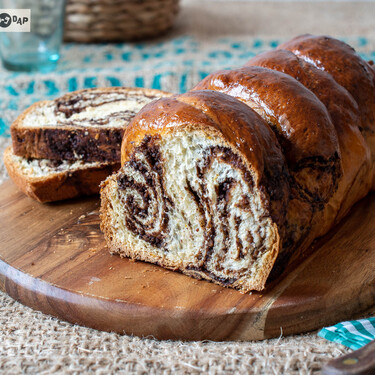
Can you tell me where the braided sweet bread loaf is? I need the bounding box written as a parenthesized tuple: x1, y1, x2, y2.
(100, 35, 374, 292)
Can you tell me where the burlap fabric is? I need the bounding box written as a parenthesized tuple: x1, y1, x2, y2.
(1, 1, 374, 373)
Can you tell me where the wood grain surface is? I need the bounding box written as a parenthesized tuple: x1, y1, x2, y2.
(0, 179, 374, 341)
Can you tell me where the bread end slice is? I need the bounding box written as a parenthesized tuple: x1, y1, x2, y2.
(100, 131, 280, 293)
(4, 146, 120, 203)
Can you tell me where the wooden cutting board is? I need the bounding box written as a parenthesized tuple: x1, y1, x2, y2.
(0, 179, 374, 341)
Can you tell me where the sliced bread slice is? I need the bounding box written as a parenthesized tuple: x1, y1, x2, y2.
(11, 87, 171, 163)
(4, 146, 120, 203)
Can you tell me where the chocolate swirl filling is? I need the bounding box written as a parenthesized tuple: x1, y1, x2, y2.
(49, 90, 162, 128)
(117, 135, 277, 286)
(117, 136, 173, 248)
(56, 91, 159, 119)
(185, 146, 264, 285)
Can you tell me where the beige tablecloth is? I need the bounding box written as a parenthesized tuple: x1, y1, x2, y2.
(1, 1, 375, 373)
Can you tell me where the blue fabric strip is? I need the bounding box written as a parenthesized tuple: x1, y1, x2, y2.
(0, 36, 374, 137)
(318, 318, 375, 350)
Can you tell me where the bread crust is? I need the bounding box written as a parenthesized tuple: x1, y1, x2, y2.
(4, 146, 120, 203)
(279, 34, 375, 188)
(245, 49, 372, 226)
(279, 34, 375, 133)
(11, 87, 172, 162)
(193, 66, 340, 166)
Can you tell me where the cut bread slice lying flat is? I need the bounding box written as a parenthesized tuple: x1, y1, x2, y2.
(4, 146, 120, 203)
(11, 87, 171, 163)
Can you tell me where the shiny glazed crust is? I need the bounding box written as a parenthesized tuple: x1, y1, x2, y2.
(279, 34, 375, 188)
(244, 49, 372, 226)
(279, 34, 375, 133)
(193, 66, 340, 166)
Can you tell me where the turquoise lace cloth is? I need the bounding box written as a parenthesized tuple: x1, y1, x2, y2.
(1, 35, 374, 137)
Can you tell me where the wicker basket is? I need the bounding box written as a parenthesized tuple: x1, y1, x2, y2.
(64, 0, 180, 42)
